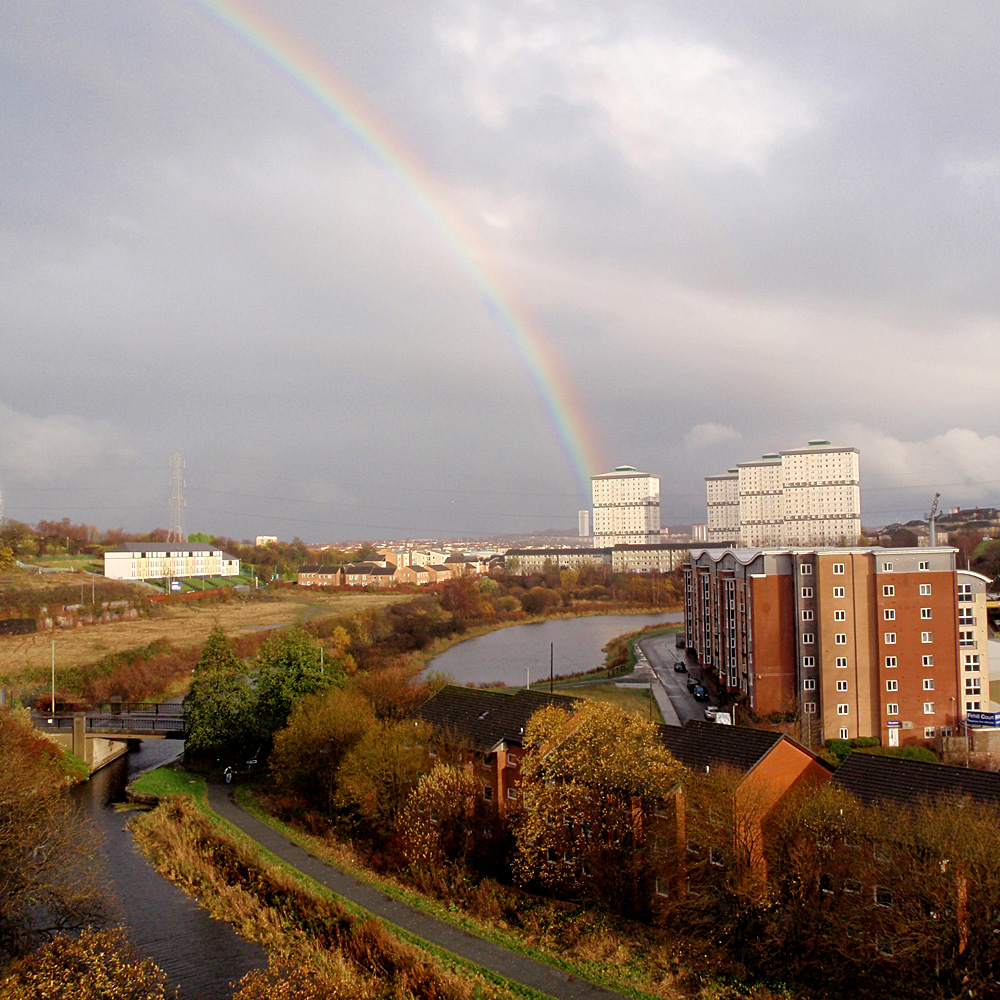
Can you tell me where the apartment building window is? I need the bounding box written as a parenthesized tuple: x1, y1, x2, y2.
(960, 630, 975, 647)
(802, 655, 816, 667)
(920, 608, 932, 619)
(883, 585, 895, 597)
(882, 562, 893, 572)
(886, 679, 898, 692)
(885, 656, 897, 668)
(921, 632, 933, 643)
(924, 727, 936, 739)
(957, 583, 972, 600)
(968, 701, 982, 711)
(507, 787, 518, 799)
(959, 609, 975, 625)
(801, 563, 813, 575)
(832, 563, 845, 575)
(836, 656, 848, 668)
(923, 702, 935, 715)
(833, 586, 845, 598)
(886, 704, 899, 716)
(803, 678, 816, 691)
(922, 655, 934, 667)
(941, 727, 953, 737)
(802, 609, 814, 621)
(804, 702, 817, 714)
(802, 633, 815, 644)
(836, 680, 848, 692)
(835, 634, 847, 645)
(923, 679, 935, 691)
(919, 561, 929, 571)
(837, 704, 849, 716)
(965, 654, 981, 672)
(833, 610, 845, 621)
(839, 727, 849, 739)
(884, 608, 895, 620)
(884, 632, 896, 644)
(801, 587, 814, 599)
(966, 678, 982, 696)
(920, 583, 932, 596)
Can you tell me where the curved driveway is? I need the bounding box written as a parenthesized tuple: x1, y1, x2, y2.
(206, 783, 630, 1000)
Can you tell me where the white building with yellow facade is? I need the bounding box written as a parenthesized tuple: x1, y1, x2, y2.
(104, 543, 240, 582)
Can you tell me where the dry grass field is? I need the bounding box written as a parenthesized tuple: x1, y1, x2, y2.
(0, 573, 407, 685)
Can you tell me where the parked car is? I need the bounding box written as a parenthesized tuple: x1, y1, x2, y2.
(675, 633, 686, 648)
(704, 705, 719, 721)
(693, 685, 709, 702)
(673, 660, 687, 673)
(686, 676, 699, 692)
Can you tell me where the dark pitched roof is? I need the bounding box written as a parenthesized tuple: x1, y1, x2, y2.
(657, 720, 788, 774)
(372, 566, 396, 575)
(832, 753, 1000, 808)
(298, 564, 321, 574)
(344, 562, 377, 573)
(430, 564, 450, 571)
(444, 554, 467, 563)
(414, 685, 580, 752)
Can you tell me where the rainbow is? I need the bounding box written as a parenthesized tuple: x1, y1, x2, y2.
(190, 0, 602, 498)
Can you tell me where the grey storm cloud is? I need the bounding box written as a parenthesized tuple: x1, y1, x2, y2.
(2, 0, 999, 539)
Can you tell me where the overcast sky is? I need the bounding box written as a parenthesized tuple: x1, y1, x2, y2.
(3, 1, 999, 542)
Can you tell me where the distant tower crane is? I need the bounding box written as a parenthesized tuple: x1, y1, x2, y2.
(926, 492, 941, 547)
(168, 454, 186, 544)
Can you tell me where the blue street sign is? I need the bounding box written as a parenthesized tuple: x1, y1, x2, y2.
(967, 711, 1000, 728)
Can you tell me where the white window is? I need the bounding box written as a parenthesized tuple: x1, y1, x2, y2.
(883, 562, 893, 572)
(836, 656, 848, 668)
(837, 680, 848, 692)
(835, 634, 847, 645)
(921, 631, 933, 643)
(803, 678, 816, 690)
(884, 608, 895, 620)
(968, 701, 982, 711)
(924, 727, 936, 739)
(885, 656, 897, 668)
(920, 583, 932, 596)
(920, 608, 932, 619)
(800, 563, 813, 576)
(884, 632, 896, 644)
(802, 633, 815, 644)
(919, 560, 929, 571)
(802, 655, 815, 667)
(833, 586, 845, 598)
(886, 679, 898, 692)
(804, 701, 817, 714)
(507, 787, 518, 799)
(834, 610, 846, 621)
(923, 702, 935, 715)
(839, 727, 849, 739)
(941, 726, 953, 737)
(832, 563, 845, 575)
(960, 630, 975, 647)
(923, 678, 935, 691)
(886, 703, 899, 715)
(965, 654, 981, 671)
(922, 655, 934, 667)
(802, 609, 814, 621)
(883, 585, 895, 597)
(837, 704, 849, 716)
(965, 678, 982, 696)
(801, 587, 814, 599)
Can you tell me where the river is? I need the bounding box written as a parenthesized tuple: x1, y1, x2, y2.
(73, 741, 266, 999)
(423, 611, 682, 687)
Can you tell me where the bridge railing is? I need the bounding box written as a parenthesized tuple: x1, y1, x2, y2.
(38, 715, 187, 734)
(94, 701, 185, 717)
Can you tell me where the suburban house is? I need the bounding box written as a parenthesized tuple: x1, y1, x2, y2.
(296, 565, 343, 587)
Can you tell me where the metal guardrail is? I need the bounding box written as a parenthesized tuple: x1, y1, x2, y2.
(38, 714, 187, 734)
(94, 701, 185, 717)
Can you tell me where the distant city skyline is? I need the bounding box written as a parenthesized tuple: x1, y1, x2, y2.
(3, 3, 999, 540)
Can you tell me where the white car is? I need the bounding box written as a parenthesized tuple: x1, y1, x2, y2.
(704, 705, 720, 721)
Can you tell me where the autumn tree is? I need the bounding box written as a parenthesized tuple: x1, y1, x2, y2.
(0, 710, 109, 962)
(513, 701, 684, 917)
(183, 626, 256, 761)
(269, 687, 376, 813)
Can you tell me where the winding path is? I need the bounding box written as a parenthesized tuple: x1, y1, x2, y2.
(206, 784, 630, 1000)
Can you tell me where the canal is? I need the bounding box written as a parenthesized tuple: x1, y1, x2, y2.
(423, 611, 682, 687)
(73, 741, 266, 999)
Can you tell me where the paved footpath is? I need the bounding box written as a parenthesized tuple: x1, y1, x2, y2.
(206, 784, 630, 1000)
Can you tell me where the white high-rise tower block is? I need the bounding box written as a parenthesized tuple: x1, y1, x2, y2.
(591, 466, 660, 547)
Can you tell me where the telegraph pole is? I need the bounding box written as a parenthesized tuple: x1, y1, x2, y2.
(168, 454, 186, 544)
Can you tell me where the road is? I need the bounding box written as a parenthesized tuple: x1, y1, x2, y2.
(637, 633, 708, 725)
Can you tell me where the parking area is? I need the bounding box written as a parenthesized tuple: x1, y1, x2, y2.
(637, 632, 714, 725)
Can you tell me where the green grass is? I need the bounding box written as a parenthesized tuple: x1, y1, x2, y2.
(53, 743, 91, 783)
(235, 787, 663, 1000)
(131, 765, 210, 807)
(560, 681, 664, 722)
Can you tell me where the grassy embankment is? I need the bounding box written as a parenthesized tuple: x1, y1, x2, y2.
(129, 768, 550, 999)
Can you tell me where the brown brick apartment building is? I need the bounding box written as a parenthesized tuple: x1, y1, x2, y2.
(684, 547, 964, 747)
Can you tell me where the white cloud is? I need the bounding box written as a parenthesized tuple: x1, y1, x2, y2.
(438, 7, 814, 171)
(0, 404, 129, 482)
(684, 422, 741, 450)
(836, 424, 1000, 503)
